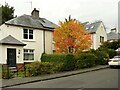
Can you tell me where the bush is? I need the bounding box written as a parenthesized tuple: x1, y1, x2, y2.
(95, 51, 109, 65)
(75, 53, 96, 69)
(25, 61, 64, 76)
(98, 48, 116, 59)
(106, 49, 116, 59)
(2, 65, 13, 79)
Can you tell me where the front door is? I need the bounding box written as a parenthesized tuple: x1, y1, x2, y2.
(7, 48, 16, 67)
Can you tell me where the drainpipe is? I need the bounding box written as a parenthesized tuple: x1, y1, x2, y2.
(43, 30, 45, 54)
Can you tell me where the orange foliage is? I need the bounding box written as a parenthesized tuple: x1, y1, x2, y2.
(53, 17, 92, 54)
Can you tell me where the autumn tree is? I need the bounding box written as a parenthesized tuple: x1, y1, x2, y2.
(53, 16, 92, 54)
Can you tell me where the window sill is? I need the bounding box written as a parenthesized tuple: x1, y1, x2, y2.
(24, 60, 34, 63)
(22, 39, 36, 42)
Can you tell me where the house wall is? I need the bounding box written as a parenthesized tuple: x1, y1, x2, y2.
(94, 23, 107, 49)
(0, 45, 2, 64)
(0, 24, 53, 63)
(91, 34, 96, 49)
(45, 31, 53, 54)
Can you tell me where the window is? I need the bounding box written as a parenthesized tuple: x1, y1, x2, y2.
(29, 30, 33, 39)
(23, 29, 28, 39)
(23, 29, 33, 39)
(24, 49, 34, 60)
(90, 25, 94, 29)
(100, 36, 104, 43)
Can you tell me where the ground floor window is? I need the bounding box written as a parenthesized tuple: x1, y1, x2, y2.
(24, 49, 34, 60)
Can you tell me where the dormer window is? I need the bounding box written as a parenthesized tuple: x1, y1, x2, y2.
(86, 27, 89, 30)
(90, 26, 94, 29)
(23, 29, 33, 39)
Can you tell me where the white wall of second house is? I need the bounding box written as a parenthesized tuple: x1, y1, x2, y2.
(95, 23, 107, 49)
(91, 34, 97, 49)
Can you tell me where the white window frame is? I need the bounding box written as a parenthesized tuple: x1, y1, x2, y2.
(24, 49, 34, 61)
(23, 29, 33, 40)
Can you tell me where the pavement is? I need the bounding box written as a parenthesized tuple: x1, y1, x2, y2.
(1, 65, 109, 88)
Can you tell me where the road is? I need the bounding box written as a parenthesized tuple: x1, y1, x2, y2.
(8, 68, 119, 88)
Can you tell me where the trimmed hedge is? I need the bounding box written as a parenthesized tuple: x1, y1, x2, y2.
(41, 53, 98, 71)
(63, 54, 75, 71)
(41, 54, 76, 71)
(41, 54, 67, 63)
(75, 53, 96, 69)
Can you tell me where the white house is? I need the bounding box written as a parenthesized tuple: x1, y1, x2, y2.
(0, 8, 57, 68)
(84, 21, 107, 49)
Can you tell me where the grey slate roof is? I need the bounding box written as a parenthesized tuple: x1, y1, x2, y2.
(5, 14, 58, 31)
(107, 32, 120, 40)
(83, 21, 102, 33)
(0, 35, 26, 46)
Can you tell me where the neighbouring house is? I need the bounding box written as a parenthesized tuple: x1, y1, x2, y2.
(0, 8, 58, 68)
(107, 28, 120, 42)
(84, 21, 107, 50)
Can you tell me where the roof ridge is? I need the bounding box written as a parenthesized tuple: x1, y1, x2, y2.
(4, 14, 58, 30)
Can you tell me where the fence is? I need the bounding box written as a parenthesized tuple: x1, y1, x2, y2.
(2, 64, 30, 79)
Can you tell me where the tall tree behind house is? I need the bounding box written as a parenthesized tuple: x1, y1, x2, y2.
(0, 3, 15, 24)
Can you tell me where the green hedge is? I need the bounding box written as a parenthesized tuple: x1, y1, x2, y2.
(24, 51, 110, 77)
(75, 53, 96, 69)
(89, 49, 109, 65)
(25, 61, 64, 76)
(41, 53, 98, 71)
(98, 48, 116, 59)
(63, 54, 75, 71)
(41, 54, 76, 71)
(41, 54, 67, 63)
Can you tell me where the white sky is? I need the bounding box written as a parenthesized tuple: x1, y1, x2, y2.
(0, 0, 119, 32)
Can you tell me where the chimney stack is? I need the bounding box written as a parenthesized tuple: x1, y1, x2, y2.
(31, 8, 39, 19)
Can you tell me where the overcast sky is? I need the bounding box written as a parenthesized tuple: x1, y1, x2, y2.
(0, 0, 119, 32)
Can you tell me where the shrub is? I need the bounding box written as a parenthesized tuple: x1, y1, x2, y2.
(98, 48, 116, 59)
(25, 61, 64, 76)
(106, 49, 116, 59)
(95, 51, 109, 65)
(2, 65, 13, 79)
(75, 53, 96, 69)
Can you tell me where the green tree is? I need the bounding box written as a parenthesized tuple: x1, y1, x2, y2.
(100, 39, 120, 50)
(0, 3, 15, 24)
